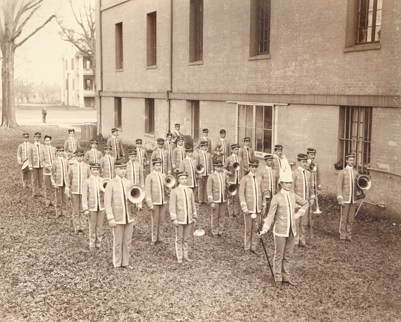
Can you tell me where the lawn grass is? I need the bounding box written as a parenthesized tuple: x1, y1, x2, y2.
(0, 125, 400, 322)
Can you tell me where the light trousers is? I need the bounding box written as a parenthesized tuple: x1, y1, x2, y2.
(295, 207, 310, 246)
(339, 203, 357, 240)
(211, 202, 227, 235)
(55, 185, 68, 217)
(71, 194, 85, 230)
(197, 176, 209, 204)
(151, 204, 166, 242)
(243, 212, 261, 251)
(21, 168, 31, 187)
(274, 231, 296, 282)
(44, 175, 55, 206)
(175, 224, 192, 260)
(31, 168, 43, 196)
(112, 222, 134, 267)
(89, 210, 105, 249)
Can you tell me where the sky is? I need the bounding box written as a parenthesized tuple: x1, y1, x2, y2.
(12, 0, 94, 87)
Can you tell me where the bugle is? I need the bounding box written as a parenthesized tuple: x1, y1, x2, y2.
(99, 178, 111, 192)
(127, 184, 145, 204)
(164, 174, 176, 188)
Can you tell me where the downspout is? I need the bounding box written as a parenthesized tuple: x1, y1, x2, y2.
(167, 0, 173, 132)
(96, 0, 103, 135)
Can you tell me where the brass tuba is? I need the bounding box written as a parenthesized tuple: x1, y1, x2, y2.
(164, 174, 176, 188)
(233, 162, 240, 171)
(127, 185, 145, 204)
(196, 164, 205, 174)
(227, 183, 238, 196)
(99, 178, 111, 192)
(356, 174, 371, 200)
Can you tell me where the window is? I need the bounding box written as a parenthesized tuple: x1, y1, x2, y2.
(147, 12, 157, 66)
(145, 99, 155, 134)
(357, 0, 382, 44)
(189, 0, 203, 62)
(72, 79, 74, 91)
(115, 22, 123, 69)
(71, 59, 74, 70)
(237, 104, 274, 153)
(114, 97, 122, 127)
(250, 0, 271, 57)
(191, 100, 200, 141)
(339, 106, 372, 173)
(65, 60, 68, 70)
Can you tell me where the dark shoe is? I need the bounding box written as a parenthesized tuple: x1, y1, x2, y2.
(184, 257, 194, 262)
(74, 230, 79, 235)
(121, 265, 133, 270)
(250, 249, 259, 256)
(299, 244, 310, 248)
(346, 238, 352, 242)
(282, 280, 297, 286)
(78, 230, 83, 234)
(150, 241, 156, 245)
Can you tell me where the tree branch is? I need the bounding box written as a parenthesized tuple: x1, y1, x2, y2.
(14, 14, 55, 49)
(14, 0, 43, 27)
(12, 4, 41, 41)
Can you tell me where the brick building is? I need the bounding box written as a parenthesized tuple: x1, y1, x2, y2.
(95, 0, 401, 216)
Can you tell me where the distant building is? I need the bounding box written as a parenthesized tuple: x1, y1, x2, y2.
(95, 0, 401, 216)
(61, 44, 95, 108)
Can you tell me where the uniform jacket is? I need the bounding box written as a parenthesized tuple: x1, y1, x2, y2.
(262, 190, 309, 237)
(272, 154, 283, 172)
(136, 146, 148, 169)
(239, 147, 255, 171)
(104, 176, 135, 224)
(213, 138, 230, 163)
(52, 157, 69, 187)
(169, 185, 197, 224)
(164, 141, 175, 169)
(84, 149, 103, 164)
(82, 175, 105, 211)
(100, 155, 116, 179)
(145, 171, 167, 206)
(195, 151, 213, 177)
(125, 160, 144, 187)
(28, 143, 44, 168)
(291, 167, 314, 201)
(239, 173, 265, 214)
(172, 146, 186, 170)
(17, 142, 32, 165)
(337, 166, 358, 204)
(68, 162, 91, 194)
(260, 166, 277, 199)
(207, 171, 228, 203)
(150, 148, 171, 174)
(223, 154, 244, 184)
(40, 145, 57, 175)
(179, 157, 198, 188)
(106, 136, 125, 159)
(172, 130, 184, 143)
(64, 138, 80, 154)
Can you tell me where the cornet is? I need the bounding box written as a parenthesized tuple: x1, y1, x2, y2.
(196, 164, 205, 175)
(164, 175, 176, 188)
(99, 178, 110, 192)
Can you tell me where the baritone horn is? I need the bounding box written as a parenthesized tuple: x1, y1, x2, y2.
(127, 185, 145, 204)
(99, 178, 110, 192)
(164, 174, 176, 188)
(227, 183, 238, 196)
(233, 162, 240, 171)
(356, 174, 371, 200)
(196, 164, 204, 174)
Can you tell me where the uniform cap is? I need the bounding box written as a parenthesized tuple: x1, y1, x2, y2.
(178, 171, 188, 178)
(115, 160, 127, 168)
(152, 158, 162, 165)
(22, 133, 29, 138)
(297, 153, 308, 161)
(249, 159, 259, 167)
(68, 129, 75, 134)
(89, 163, 101, 169)
(264, 153, 274, 160)
(274, 144, 283, 151)
(307, 148, 316, 154)
(75, 149, 85, 156)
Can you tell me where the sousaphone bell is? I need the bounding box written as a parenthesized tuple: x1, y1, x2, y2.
(127, 184, 145, 204)
(227, 183, 238, 196)
(99, 178, 110, 192)
(196, 164, 204, 175)
(164, 175, 176, 188)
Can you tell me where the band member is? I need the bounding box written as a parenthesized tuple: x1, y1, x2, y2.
(64, 129, 80, 160)
(239, 159, 265, 254)
(337, 154, 358, 242)
(260, 153, 277, 215)
(150, 138, 171, 175)
(307, 147, 321, 191)
(104, 161, 136, 269)
(83, 163, 105, 251)
(207, 160, 228, 236)
(179, 145, 198, 195)
(28, 132, 44, 198)
(213, 129, 230, 164)
(199, 128, 212, 154)
(68, 149, 91, 234)
(260, 169, 309, 286)
(52, 146, 70, 218)
(145, 158, 168, 245)
(292, 154, 314, 247)
(135, 139, 149, 174)
(170, 171, 197, 263)
(224, 143, 244, 217)
(172, 136, 185, 175)
(239, 137, 255, 174)
(41, 135, 57, 207)
(84, 139, 103, 164)
(107, 128, 125, 160)
(164, 132, 175, 172)
(196, 141, 213, 204)
(126, 149, 144, 188)
(17, 132, 32, 188)
(172, 123, 184, 144)
(100, 146, 115, 179)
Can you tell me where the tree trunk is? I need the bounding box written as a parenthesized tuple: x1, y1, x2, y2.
(1, 41, 18, 128)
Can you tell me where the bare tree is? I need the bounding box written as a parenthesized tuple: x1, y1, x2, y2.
(0, 0, 55, 127)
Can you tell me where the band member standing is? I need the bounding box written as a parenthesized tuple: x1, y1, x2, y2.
(145, 158, 167, 245)
(150, 138, 171, 175)
(170, 171, 197, 263)
(172, 123, 184, 144)
(135, 139, 149, 174)
(207, 160, 229, 236)
(239, 137, 255, 174)
(164, 132, 175, 173)
(64, 129, 80, 160)
(196, 141, 213, 205)
(199, 128, 212, 154)
(28, 132, 44, 198)
(17, 133, 32, 188)
(100, 146, 115, 179)
(179, 145, 198, 197)
(52, 147, 70, 218)
(104, 161, 136, 269)
(172, 136, 185, 176)
(307, 147, 321, 191)
(83, 163, 105, 251)
(84, 139, 103, 164)
(68, 149, 91, 234)
(239, 159, 265, 254)
(107, 128, 125, 160)
(292, 154, 314, 247)
(41, 135, 57, 207)
(126, 149, 144, 188)
(224, 143, 244, 217)
(213, 129, 230, 164)
(337, 154, 358, 243)
(259, 169, 309, 286)
(260, 153, 277, 216)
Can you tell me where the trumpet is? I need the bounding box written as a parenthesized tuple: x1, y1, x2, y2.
(196, 164, 205, 174)
(99, 178, 110, 192)
(127, 184, 145, 204)
(164, 174, 176, 188)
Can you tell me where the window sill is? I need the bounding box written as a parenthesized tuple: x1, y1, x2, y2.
(144, 133, 155, 138)
(146, 65, 157, 70)
(189, 61, 204, 66)
(248, 54, 271, 61)
(344, 43, 381, 53)
(115, 68, 124, 72)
